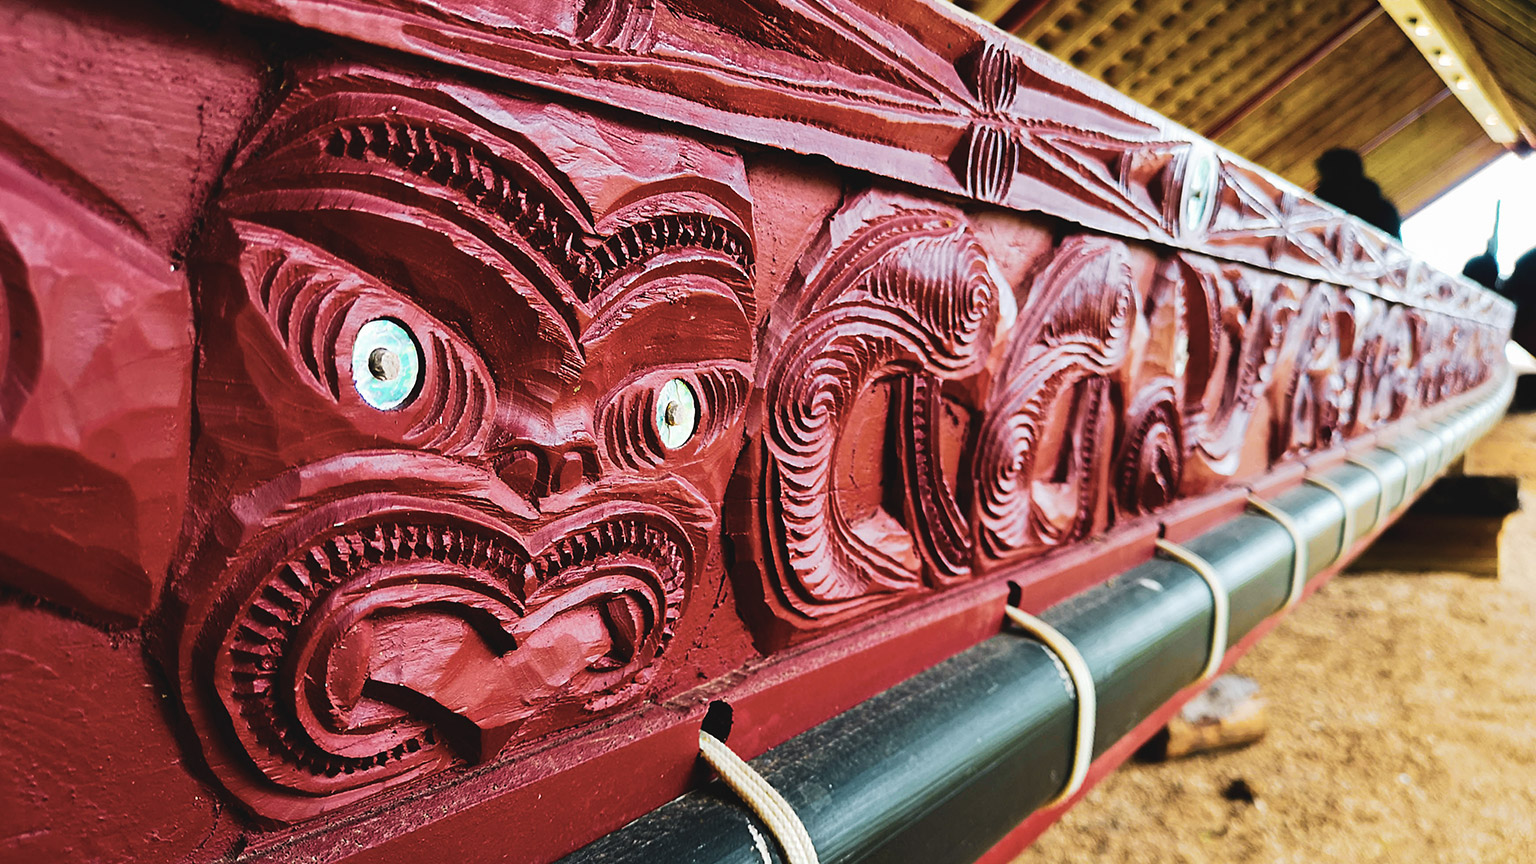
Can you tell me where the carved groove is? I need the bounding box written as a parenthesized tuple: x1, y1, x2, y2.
(322, 122, 753, 302)
(754, 195, 999, 624)
(976, 236, 1136, 560)
(324, 121, 588, 291)
(202, 505, 690, 801)
(1115, 382, 1182, 518)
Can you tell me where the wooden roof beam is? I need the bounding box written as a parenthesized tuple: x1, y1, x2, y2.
(1203, 6, 1383, 141)
(1378, 0, 1534, 146)
(973, 0, 1054, 33)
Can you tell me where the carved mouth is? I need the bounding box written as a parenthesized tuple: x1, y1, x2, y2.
(204, 500, 692, 810)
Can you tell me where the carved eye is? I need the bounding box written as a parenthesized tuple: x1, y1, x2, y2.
(654, 378, 698, 450)
(599, 366, 748, 470)
(1180, 147, 1220, 235)
(351, 318, 422, 410)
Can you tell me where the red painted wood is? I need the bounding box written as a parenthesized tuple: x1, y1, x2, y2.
(0, 0, 1515, 860)
(0, 156, 192, 623)
(0, 597, 221, 863)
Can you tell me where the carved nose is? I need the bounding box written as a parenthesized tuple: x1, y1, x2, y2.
(492, 440, 600, 503)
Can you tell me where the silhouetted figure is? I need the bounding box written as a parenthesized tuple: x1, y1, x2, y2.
(1504, 247, 1536, 354)
(1463, 253, 1499, 289)
(1314, 148, 1401, 238)
(1463, 201, 1502, 290)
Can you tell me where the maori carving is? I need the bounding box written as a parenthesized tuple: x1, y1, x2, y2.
(0, 157, 192, 622)
(734, 189, 999, 641)
(1268, 284, 1355, 461)
(975, 235, 1136, 561)
(1110, 253, 1211, 518)
(0, 0, 1517, 851)
(178, 456, 701, 815)
(1342, 296, 1415, 435)
(1180, 261, 1291, 493)
(171, 66, 756, 820)
(1114, 380, 1183, 518)
(211, 0, 1512, 327)
(953, 41, 1022, 202)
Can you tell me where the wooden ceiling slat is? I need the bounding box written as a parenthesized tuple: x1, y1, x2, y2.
(1109, 0, 1232, 97)
(1164, 0, 1373, 132)
(1365, 95, 1505, 214)
(1204, 6, 1383, 139)
(1214, 16, 1428, 161)
(1457, 11, 1536, 126)
(1021, 0, 1380, 138)
(1118, 0, 1278, 105)
(1080, 0, 1224, 86)
(1261, 59, 1442, 168)
(1042, 0, 1146, 63)
(1119, 1, 1288, 101)
(1444, 0, 1536, 137)
(1016, 0, 1093, 52)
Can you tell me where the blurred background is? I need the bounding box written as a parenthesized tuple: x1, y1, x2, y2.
(955, 0, 1536, 282)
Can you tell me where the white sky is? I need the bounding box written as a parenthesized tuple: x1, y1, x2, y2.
(1400, 151, 1536, 280)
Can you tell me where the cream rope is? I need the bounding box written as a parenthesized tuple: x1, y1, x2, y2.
(1376, 444, 1419, 492)
(1431, 423, 1456, 470)
(1154, 539, 1229, 683)
(1346, 456, 1393, 527)
(1003, 606, 1097, 807)
(698, 731, 819, 864)
(1303, 475, 1355, 561)
(1246, 496, 1310, 610)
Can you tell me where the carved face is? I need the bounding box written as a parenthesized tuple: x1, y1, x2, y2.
(173, 67, 755, 819)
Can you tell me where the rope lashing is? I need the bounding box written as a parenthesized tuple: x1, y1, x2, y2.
(1003, 605, 1097, 807)
(1303, 475, 1356, 560)
(1376, 444, 1419, 492)
(698, 730, 820, 864)
(1345, 456, 1393, 528)
(1154, 539, 1230, 683)
(1246, 495, 1309, 611)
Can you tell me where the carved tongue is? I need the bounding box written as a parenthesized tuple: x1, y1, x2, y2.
(352, 605, 617, 763)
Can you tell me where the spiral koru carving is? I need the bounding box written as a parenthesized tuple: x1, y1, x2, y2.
(1182, 265, 1293, 489)
(1344, 298, 1415, 433)
(743, 190, 998, 635)
(976, 235, 1136, 560)
(1115, 380, 1183, 518)
(1269, 285, 1354, 461)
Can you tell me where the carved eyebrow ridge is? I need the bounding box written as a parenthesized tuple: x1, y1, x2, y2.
(322, 122, 755, 311)
(587, 212, 755, 317)
(589, 213, 752, 284)
(324, 120, 589, 291)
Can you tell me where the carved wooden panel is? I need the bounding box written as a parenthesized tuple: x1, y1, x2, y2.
(167, 64, 757, 820)
(0, 156, 192, 623)
(0, 0, 1516, 859)
(731, 189, 999, 643)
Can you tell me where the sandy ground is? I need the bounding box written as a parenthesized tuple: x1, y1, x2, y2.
(1015, 412, 1536, 864)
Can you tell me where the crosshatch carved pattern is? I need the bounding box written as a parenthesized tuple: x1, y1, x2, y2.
(0, 0, 1514, 841)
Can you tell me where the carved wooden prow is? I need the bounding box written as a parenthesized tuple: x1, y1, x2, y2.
(0, 0, 1513, 861)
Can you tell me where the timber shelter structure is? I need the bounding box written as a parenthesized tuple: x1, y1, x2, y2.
(1, 0, 1532, 862)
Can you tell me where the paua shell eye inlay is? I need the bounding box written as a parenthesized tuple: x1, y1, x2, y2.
(1180, 147, 1220, 235)
(655, 378, 698, 450)
(352, 318, 422, 410)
